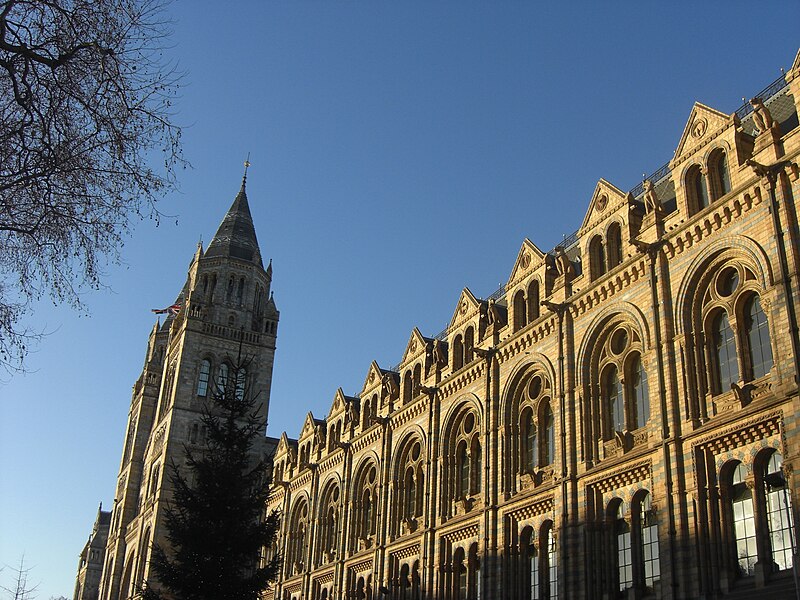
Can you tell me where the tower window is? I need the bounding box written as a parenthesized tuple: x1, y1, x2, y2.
(197, 359, 211, 396)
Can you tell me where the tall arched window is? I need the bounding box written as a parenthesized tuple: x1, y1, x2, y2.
(528, 280, 540, 323)
(454, 547, 467, 600)
(452, 335, 464, 371)
(542, 402, 555, 467)
(458, 442, 470, 499)
(287, 501, 308, 576)
(514, 290, 527, 332)
(688, 165, 710, 212)
(590, 235, 606, 280)
(729, 462, 757, 576)
(544, 524, 557, 599)
(629, 354, 649, 429)
(744, 295, 773, 379)
(464, 327, 475, 364)
(234, 367, 246, 401)
(606, 223, 623, 270)
(354, 462, 378, 544)
(403, 371, 413, 404)
(614, 502, 633, 593)
(522, 409, 537, 472)
(197, 359, 211, 396)
(413, 364, 422, 398)
(709, 150, 731, 200)
(712, 310, 739, 394)
(638, 492, 660, 588)
(217, 363, 229, 392)
(605, 366, 624, 433)
(764, 452, 794, 571)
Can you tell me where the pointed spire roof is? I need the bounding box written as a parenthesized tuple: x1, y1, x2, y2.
(205, 174, 263, 267)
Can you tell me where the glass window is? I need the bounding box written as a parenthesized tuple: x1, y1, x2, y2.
(458, 442, 470, 498)
(693, 169, 710, 210)
(630, 355, 649, 429)
(547, 528, 557, 600)
(472, 440, 482, 494)
(765, 453, 794, 571)
(235, 367, 246, 401)
(640, 494, 660, 587)
(605, 366, 625, 433)
(197, 359, 211, 396)
(616, 507, 633, 592)
(745, 295, 773, 380)
(712, 310, 739, 393)
(714, 152, 731, 197)
(543, 403, 555, 466)
(731, 463, 757, 576)
(217, 363, 229, 392)
(529, 541, 539, 600)
(523, 410, 537, 472)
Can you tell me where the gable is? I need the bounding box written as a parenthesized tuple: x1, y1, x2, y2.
(299, 412, 318, 440)
(448, 288, 481, 329)
(360, 361, 385, 396)
(580, 179, 630, 232)
(506, 238, 546, 289)
(673, 102, 732, 164)
(327, 388, 348, 420)
(400, 327, 429, 365)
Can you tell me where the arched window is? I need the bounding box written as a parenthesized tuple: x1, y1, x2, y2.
(688, 165, 710, 213)
(638, 492, 660, 588)
(471, 437, 482, 493)
(614, 502, 633, 593)
(362, 398, 371, 429)
(764, 452, 794, 571)
(606, 223, 623, 270)
(590, 235, 606, 280)
(458, 442, 470, 499)
(729, 462, 757, 576)
(197, 359, 211, 396)
(542, 402, 555, 467)
(413, 364, 421, 398)
(522, 409, 537, 472)
(464, 327, 475, 364)
(354, 462, 378, 543)
(712, 310, 739, 394)
(528, 280, 541, 323)
(628, 354, 649, 429)
(514, 290, 527, 332)
(236, 278, 245, 305)
(454, 547, 467, 600)
(468, 543, 481, 599)
(543, 524, 557, 599)
(226, 276, 234, 302)
(709, 150, 731, 200)
(403, 371, 413, 404)
(744, 295, 773, 379)
(234, 367, 246, 401)
(605, 366, 624, 433)
(217, 363, 229, 392)
(452, 335, 464, 371)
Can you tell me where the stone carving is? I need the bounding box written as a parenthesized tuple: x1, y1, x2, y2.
(345, 401, 358, 428)
(382, 374, 399, 400)
(553, 246, 575, 280)
(432, 338, 447, 368)
(486, 298, 502, 327)
(643, 179, 662, 214)
(750, 97, 779, 134)
(315, 424, 326, 449)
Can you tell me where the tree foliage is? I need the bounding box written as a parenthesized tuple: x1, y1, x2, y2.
(0, 0, 183, 370)
(142, 357, 281, 600)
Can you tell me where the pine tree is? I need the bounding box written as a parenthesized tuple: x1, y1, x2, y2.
(142, 356, 280, 600)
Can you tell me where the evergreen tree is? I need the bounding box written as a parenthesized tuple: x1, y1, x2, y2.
(142, 357, 280, 600)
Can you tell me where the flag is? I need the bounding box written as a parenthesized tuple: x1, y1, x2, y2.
(151, 303, 181, 315)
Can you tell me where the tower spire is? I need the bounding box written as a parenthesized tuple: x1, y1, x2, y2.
(205, 164, 263, 267)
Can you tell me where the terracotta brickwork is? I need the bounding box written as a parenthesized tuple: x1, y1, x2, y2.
(265, 50, 800, 600)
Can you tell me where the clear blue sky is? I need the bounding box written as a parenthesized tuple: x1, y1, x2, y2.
(1, 1, 798, 596)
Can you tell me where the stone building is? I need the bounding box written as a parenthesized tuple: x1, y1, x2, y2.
(74, 505, 111, 600)
(81, 176, 281, 600)
(265, 50, 800, 599)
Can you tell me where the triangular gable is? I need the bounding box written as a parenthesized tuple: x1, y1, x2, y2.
(673, 102, 731, 162)
(506, 238, 546, 289)
(401, 327, 429, 365)
(580, 179, 630, 232)
(790, 48, 800, 75)
(448, 288, 480, 329)
(299, 412, 318, 440)
(327, 388, 348, 420)
(360, 361, 385, 395)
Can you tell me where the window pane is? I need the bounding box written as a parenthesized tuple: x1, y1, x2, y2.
(197, 360, 210, 396)
(606, 367, 624, 432)
(631, 355, 649, 428)
(746, 295, 773, 380)
(713, 311, 739, 393)
(766, 453, 794, 571)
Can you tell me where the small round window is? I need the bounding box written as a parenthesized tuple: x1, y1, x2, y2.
(717, 268, 739, 297)
(528, 375, 542, 399)
(610, 328, 628, 355)
(464, 412, 475, 434)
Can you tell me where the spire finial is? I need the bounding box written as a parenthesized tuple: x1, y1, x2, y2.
(242, 153, 251, 189)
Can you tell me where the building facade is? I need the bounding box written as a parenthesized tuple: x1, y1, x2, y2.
(265, 50, 800, 600)
(82, 177, 280, 600)
(74, 505, 111, 600)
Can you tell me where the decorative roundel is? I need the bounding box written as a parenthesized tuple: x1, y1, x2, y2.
(460, 300, 468, 315)
(610, 327, 629, 355)
(410, 339, 417, 352)
(411, 441, 421, 461)
(691, 118, 708, 139)
(597, 194, 608, 212)
(464, 412, 475, 434)
(527, 374, 542, 400)
(716, 267, 740, 298)
(521, 253, 531, 269)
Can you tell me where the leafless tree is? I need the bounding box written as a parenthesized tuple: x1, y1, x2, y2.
(1, 556, 38, 600)
(0, 0, 184, 371)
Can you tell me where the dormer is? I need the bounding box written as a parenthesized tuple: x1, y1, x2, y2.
(505, 239, 546, 333)
(447, 288, 482, 374)
(272, 432, 297, 484)
(296, 412, 322, 469)
(325, 388, 358, 449)
(398, 328, 432, 405)
(358, 361, 387, 429)
(579, 180, 635, 284)
(670, 103, 749, 219)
